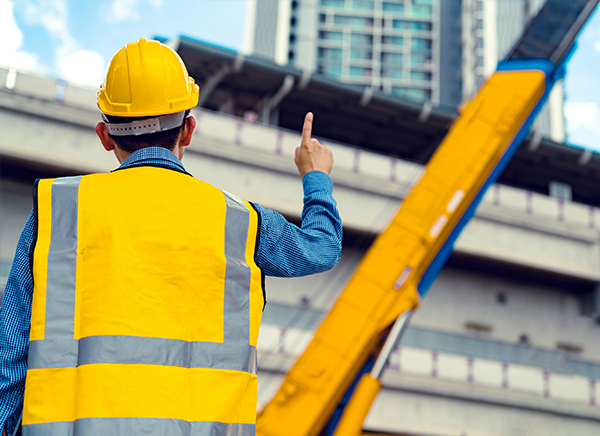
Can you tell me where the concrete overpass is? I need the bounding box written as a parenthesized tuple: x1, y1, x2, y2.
(1, 67, 600, 435)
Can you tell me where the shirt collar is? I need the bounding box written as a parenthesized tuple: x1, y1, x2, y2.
(118, 147, 186, 173)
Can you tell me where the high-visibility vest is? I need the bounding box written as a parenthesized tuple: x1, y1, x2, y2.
(23, 165, 265, 435)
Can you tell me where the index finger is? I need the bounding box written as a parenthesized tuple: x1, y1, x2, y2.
(302, 112, 314, 146)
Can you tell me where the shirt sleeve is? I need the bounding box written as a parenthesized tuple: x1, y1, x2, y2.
(0, 211, 34, 436)
(254, 171, 343, 277)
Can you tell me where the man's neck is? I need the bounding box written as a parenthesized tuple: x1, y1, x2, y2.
(115, 145, 182, 164)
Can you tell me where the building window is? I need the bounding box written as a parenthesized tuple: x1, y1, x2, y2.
(350, 49, 372, 60)
(392, 86, 431, 103)
(320, 13, 327, 23)
(321, 0, 345, 8)
(350, 33, 373, 46)
(393, 20, 432, 31)
(411, 5, 432, 17)
(349, 66, 372, 77)
(318, 47, 343, 60)
(288, 51, 295, 60)
(411, 70, 431, 81)
(408, 88, 430, 102)
(382, 2, 405, 13)
(382, 35, 404, 46)
(345, 16, 374, 28)
(319, 31, 344, 42)
(382, 68, 403, 79)
(381, 52, 404, 65)
(391, 86, 407, 98)
(324, 65, 342, 79)
(353, 0, 374, 11)
(411, 37, 432, 51)
(411, 53, 431, 65)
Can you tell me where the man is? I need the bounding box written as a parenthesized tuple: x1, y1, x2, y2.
(0, 38, 342, 436)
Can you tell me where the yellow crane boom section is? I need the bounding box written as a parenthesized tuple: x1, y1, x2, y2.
(257, 69, 547, 436)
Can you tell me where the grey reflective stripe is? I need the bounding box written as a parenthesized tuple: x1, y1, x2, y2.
(28, 336, 257, 374)
(222, 191, 251, 344)
(22, 419, 255, 436)
(44, 176, 81, 340)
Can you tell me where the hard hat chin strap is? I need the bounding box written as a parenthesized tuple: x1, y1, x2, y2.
(102, 111, 187, 137)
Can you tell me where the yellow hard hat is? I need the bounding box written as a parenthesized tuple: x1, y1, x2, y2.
(97, 37, 199, 117)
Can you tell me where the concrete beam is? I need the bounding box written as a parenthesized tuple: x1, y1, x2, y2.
(197, 54, 245, 107)
(259, 74, 294, 123)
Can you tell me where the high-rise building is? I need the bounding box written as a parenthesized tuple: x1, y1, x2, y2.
(244, 0, 565, 141)
(245, 0, 459, 106)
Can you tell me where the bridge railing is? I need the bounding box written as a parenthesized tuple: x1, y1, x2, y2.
(257, 323, 599, 410)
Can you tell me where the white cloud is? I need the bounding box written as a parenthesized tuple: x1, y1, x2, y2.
(564, 101, 600, 150)
(24, 0, 71, 44)
(23, 0, 104, 87)
(0, 0, 39, 71)
(110, 0, 164, 22)
(56, 48, 105, 88)
(594, 27, 600, 53)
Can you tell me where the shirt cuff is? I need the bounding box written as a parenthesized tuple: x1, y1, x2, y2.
(302, 171, 333, 196)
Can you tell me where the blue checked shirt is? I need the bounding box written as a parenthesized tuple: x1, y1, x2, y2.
(0, 147, 342, 435)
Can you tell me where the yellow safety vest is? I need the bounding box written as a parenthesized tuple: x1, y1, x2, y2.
(23, 166, 264, 435)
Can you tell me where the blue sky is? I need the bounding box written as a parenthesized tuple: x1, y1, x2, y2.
(1, 0, 599, 150)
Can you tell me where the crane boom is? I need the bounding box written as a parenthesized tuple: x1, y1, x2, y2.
(257, 1, 599, 435)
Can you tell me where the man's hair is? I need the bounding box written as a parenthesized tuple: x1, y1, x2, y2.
(105, 110, 190, 153)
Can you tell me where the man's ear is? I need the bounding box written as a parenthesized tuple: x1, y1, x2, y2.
(96, 122, 115, 152)
(180, 116, 196, 147)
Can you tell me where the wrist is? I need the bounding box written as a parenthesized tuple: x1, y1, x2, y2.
(299, 166, 329, 177)
(302, 171, 333, 195)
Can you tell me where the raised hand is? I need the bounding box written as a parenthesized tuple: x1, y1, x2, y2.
(294, 112, 334, 177)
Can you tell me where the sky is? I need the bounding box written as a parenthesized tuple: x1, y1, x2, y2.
(0, 0, 599, 151)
